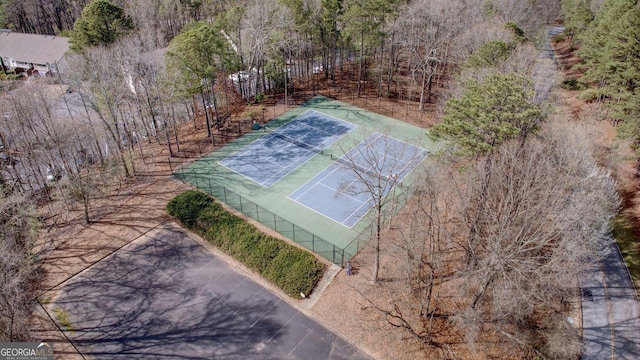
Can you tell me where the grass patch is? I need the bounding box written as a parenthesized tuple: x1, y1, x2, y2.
(612, 214, 640, 292)
(168, 190, 325, 298)
(53, 308, 74, 334)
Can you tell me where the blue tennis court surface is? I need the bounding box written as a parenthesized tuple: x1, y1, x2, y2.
(289, 133, 428, 228)
(218, 110, 356, 187)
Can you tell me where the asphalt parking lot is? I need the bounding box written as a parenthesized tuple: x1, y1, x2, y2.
(51, 224, 370, 359)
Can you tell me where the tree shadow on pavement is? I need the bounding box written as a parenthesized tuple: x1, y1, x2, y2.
(49, 228, 285, 359)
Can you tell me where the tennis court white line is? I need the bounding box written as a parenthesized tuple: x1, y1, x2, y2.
(218, 133, 273, 166)
(304, 109, 355, 129)
(221, 134, 315, 187)
(288, 177, 368, 227)
(288, 162, 343, 201)
(287, 190, 352, 225)
(218, 110, 318, 167)
(288, 166, 371, 227)
(273, 111, 357, 152)
(288, 133, 429, 227)
(218, 157, 284, 188)
(219, 110, 357, 187)
(318, 181, 367, 206)
(261, 145, 320, 187)
(343, 197, 375, 228)
(261, 141, 312, 185)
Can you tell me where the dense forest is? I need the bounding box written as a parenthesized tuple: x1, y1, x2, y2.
(0, 0, 636, 358)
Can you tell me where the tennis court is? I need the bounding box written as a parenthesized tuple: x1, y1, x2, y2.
(219, 110, 355, 187)
(176, 96, 443, 263)
(289, 133, 427, 227)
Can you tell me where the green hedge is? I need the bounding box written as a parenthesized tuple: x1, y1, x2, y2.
(167, 190, 325, 297)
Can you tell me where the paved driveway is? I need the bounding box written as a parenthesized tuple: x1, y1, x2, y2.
(581, 238, 640, 359)
(51, 224, 370, 359)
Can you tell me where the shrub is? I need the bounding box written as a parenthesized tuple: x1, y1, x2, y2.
(168, 190, 325, 297)
(504, 21, 526, 42)
(264, 246, 324, 297)
(464, 40, 515, 68)
(579, 88, 601, 102)
(167, 190, 213, 227)
(560, 78, 587, 90)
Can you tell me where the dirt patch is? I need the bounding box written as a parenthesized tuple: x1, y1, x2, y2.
(551, 35, 583, 78)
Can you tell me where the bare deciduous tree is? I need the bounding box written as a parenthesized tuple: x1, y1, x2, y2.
(0, 190, 37, 342)
(450, 122, 619, 358)
(396, 0, 464, 110)
(338, 132, 425, 283)
(351, 161, 456, 356)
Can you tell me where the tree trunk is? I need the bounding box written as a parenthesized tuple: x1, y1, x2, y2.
(171, 103, 181, 153)
(210, 80, 220, 131)
(80, 93, 105, 165)
(357, 30, 364, 98)
(419, 65, 427, 111)
(372, 206, 382, 283)
(200, 89, 214, 145)
(82, 193, 90, 224)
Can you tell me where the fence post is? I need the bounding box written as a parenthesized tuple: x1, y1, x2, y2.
(239, 195, 243, 213)
(273, 213, 277, 231)
(223, 187, 227, 203)
(208, 178, 212, 195)
(194, 172, 199, 188)
(256, 204, 260, 221)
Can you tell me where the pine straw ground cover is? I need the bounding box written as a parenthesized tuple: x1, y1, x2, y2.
(27, 81, 605, 359)
(309, 169, 565, 360)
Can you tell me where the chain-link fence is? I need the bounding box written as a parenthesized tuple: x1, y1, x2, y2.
(176, 164, 417, 265)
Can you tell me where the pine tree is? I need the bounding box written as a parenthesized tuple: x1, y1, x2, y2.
(600, 6, 640, 141)
(577, 0, 636, 86)
(432, 72, 544, 157)
(561, 0, 594, 37)
(69, 0, 133, 51)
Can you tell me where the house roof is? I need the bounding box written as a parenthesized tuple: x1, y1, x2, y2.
(0, 31, 69, 65)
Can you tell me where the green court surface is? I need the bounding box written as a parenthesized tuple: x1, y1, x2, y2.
(175, 96, 444, 264)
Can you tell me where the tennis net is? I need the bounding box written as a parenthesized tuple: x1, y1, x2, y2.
(272, 131, 324, 155)
(272, 130, 395, 183)
(330, 153, 394, 183)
